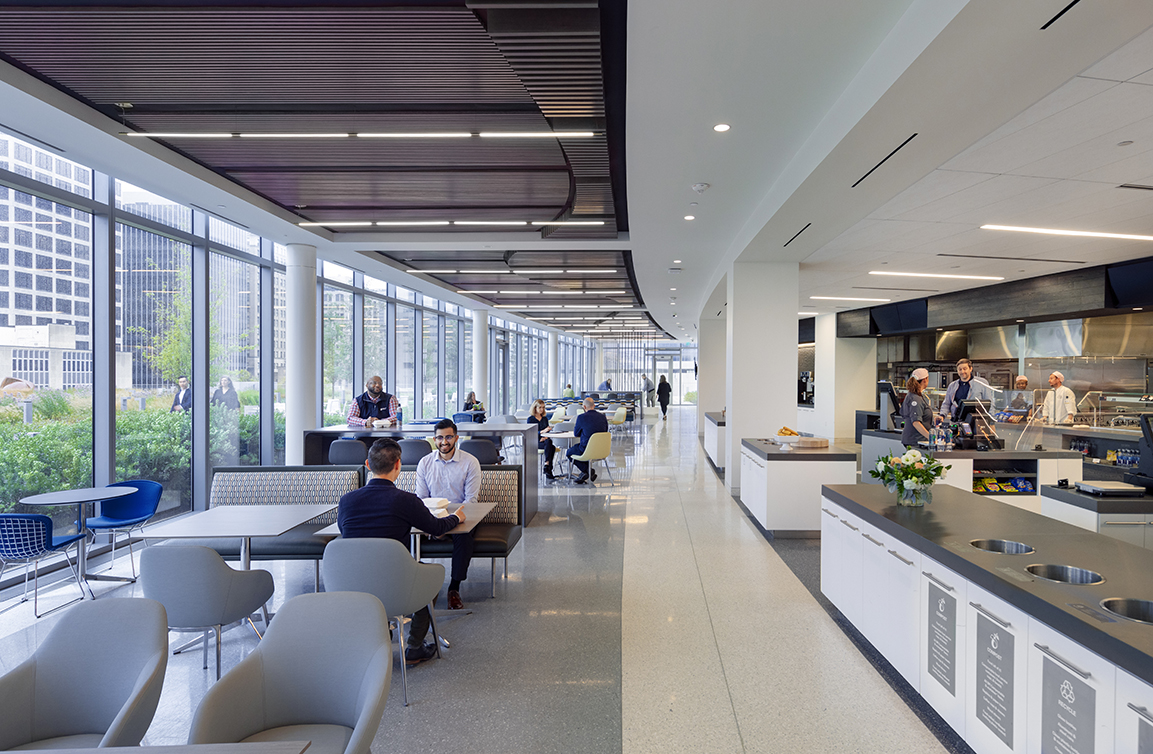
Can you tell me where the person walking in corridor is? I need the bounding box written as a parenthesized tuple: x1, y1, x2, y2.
(656, 375, 671, 420)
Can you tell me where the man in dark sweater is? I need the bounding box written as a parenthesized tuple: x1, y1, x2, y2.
(567, 397, 609, 484)
(337, 438, 465, 665)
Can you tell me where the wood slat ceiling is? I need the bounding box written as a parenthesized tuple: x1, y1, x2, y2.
(0, 3, 625, 234)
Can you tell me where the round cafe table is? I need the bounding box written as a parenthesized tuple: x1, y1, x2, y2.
(19, 485, 138, 598)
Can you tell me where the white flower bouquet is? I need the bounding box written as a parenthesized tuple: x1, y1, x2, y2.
(868, 448, 951, 507)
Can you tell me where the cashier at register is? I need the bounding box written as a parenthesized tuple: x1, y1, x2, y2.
(901, 368, 933, 445)
(938, 358, 993, 423)
(1041, 370, 1077, 424)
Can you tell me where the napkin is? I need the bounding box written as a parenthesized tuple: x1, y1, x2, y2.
(423, 497, 449, 510)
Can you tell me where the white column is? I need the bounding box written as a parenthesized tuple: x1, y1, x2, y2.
(548, 331, 559, 397)
(472, 308, 489, 406)
(285, 243, 317, 465)
(697, 317, 727, 436)
(725, 260, 798, 494)
(813, 313, 877, 440)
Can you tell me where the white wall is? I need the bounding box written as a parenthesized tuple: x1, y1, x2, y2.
(697, 317, 727, 436)
(813, 313, 878, 440)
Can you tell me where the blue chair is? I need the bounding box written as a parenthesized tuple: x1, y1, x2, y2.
(0, 513, 85, 617)
(85, 480, 163, 581)
(452, 412, 476, 424)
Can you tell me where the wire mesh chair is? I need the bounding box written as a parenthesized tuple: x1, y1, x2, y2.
(0, 513, 85, 617)
(84, 480, 163, 581)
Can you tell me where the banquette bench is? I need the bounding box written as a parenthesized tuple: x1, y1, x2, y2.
(161, 465, 364, 589)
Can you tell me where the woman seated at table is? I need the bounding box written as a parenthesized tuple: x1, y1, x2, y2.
(528, 399, 556, 480)
(463, 391, 486, 423)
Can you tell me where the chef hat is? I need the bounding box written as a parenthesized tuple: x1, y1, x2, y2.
(1050, 371, 1064, 382)
(912, 368, 929, 380)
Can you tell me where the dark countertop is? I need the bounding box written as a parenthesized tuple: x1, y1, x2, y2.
(705, 412, 726, 427)
(742, 438, 856, 462)
(1040, 484, 1153, 514)
(860, 429, 1080, 460)
(822, 482, 1153, 686)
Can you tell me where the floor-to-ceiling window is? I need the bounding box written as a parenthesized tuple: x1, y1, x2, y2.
(395, 304, 415, 421)
(321, 276, 353, 425)
(444, 315, 458, 416)
(422, 310, 438, 419)
(209, 249, 260, 466)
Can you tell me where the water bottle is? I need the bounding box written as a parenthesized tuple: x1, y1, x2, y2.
(396, 408, 403, 425)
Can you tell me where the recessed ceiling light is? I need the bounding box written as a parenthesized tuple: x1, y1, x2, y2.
(530, 221, 606, 226)
(670, 288, 677, 291)
(684, 215, 695, 221)
(511, 269, 558, 275)
(937, 328, 943, 331)
(358, 132, 472, 138)
(797, 312, 815, 317)
(981, 224, 1153, 242)
(1135, 308, 1144, 311)
(868, 271, 1004, 281)
(478, 131, 595, 138)
(297, 221, 373, 227)
(123, 132, 233, 138)
(713, 124, 730, 132)
(1016, 319, 1024, 323)
(670, 302, 676, 306)
(458, 270, 513, 274)
(810, 296, 891, 302)
(673, 260, 682, 264)
(375, 221, 451, 226)
(452, 221, 527, 226)
(239, 133, 350, 138)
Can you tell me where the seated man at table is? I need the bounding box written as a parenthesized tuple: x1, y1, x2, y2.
(416, 419, 481, 610)
(346, 375, 399, 428)
(337, 438, 464, 666)
(567, 397, 608, 484)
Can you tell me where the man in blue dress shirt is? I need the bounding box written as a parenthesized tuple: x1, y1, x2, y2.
(337, 438, 464, 665)
(416, 419, 481, 610)
(567, 397, 609, 484)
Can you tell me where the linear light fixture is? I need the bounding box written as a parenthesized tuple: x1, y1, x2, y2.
(376, 221, 450, 227)
(798, 312, 816, 317)
(239, 133, 349, 138)
(599, 290, 627, 295)
(479, 131, 595, 138)
(542, 291, 583, 295)
(456, 290, 498, 294)
(298, 221, 373, 227)
(565, 305, 600, 309)
(981, 224, 1153, 242)
(454, 221, 528, 227)
(458, 270, 512, 274)
(530, 220, 606, 226)
(499, 290, 540, 294)
(123, 132, 233, 138)
(567, 269, 617, 274)
(810, 296, 891, 302)
(869, 270, 1004, 281)
(358, 132, 472, 138)
(510, 269, 558, 274)
(411, 269, 457, 274)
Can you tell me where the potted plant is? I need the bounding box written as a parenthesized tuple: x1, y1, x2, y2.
(869, 448, 951, 507)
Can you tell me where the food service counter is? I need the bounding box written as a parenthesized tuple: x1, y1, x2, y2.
(740, 439, 855, 535)
(822, 482, 1153, 753)
(861, 429, 1082, 513)
(704, 412, 725, 470)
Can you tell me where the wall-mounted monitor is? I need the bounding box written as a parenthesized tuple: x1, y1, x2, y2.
(870, 299, 928, 334)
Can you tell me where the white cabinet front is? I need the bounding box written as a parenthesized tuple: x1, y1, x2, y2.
(1115, 669, 1153, 754)
(965, 584, 1029, 754)
(739, 449, 767, 526)
(920, 558, 968, 733)
(1026, 618, 1115, 754)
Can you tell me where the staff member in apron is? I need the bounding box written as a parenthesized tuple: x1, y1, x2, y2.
(901, 368, 933, 446)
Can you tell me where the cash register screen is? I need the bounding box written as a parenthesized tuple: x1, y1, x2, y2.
(958, 399, 994, 435)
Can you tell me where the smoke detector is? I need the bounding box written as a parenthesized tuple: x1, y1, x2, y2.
(692, 183, 711, 194)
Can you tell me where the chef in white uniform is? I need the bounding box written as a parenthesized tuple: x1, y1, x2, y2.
(1041, 371, 1077, 424)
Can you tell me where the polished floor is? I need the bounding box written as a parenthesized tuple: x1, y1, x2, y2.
(0, 407, 949, 753)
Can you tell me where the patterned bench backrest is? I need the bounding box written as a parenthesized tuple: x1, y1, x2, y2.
(395, 464, 522, 526)
(209, 466, 363, 525)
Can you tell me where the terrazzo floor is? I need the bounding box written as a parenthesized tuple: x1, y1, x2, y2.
(0, 406, 953, 753)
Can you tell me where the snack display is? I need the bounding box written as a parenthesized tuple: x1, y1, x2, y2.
(777, 426, 799, 436)
(972, 480, 987, 493)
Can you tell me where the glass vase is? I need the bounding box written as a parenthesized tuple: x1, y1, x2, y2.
(898, 487, 932, 507)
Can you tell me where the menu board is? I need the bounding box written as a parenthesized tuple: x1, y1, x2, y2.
(974, 613, 1014, 746)
(926, 582, 956, 695)
(1041, 656, 1095, 754)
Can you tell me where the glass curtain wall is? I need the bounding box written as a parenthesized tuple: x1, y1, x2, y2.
(363, 295, 388, 385)
(422, 311, 438, 419)
(395, 305, 415, 421)
(444, 317, 458, 416)
(209, 252, 259, 466)
(273, 268, 287, 463)
(321, 284, 352, 425)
